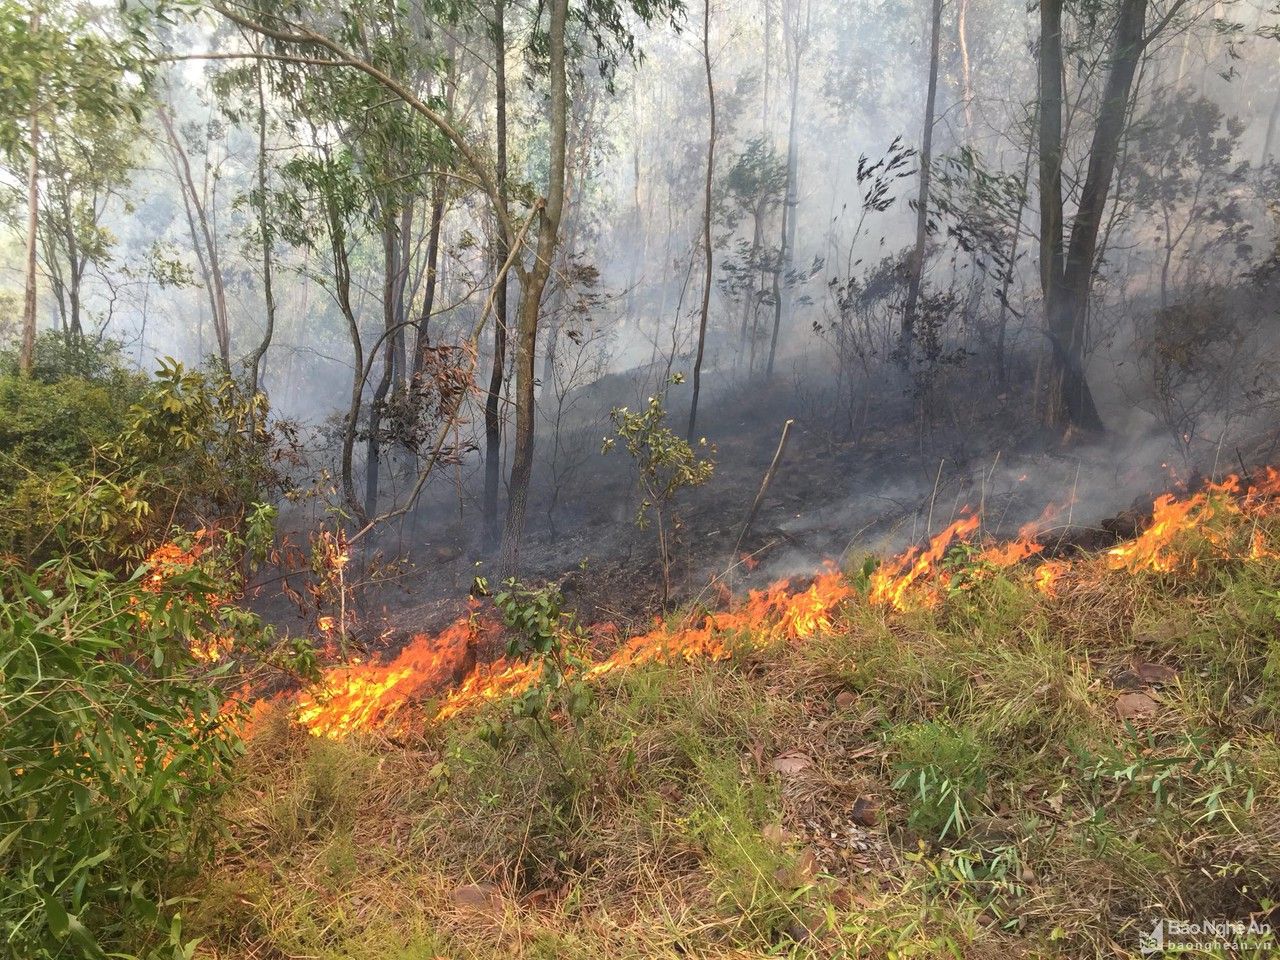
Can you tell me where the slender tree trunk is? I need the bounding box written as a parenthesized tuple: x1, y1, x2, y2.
(957, 0, 974, 133)
(365, 221, 403, 519)
(901, 0, 944, 359)
(1040, 0, 1147, 432)
(159, 107, 231, 371)
(995, 112, 1036, 386)
(687, 0, 716, 442)
(247, 60, 276, 403)
(19, 2, 41, 377)
(498, 0, 569, 575)
(1262, 83, 1280, 165)
(484, 0, 509, 548)
(413, 178, 446, 374)
(738, 201, 765, 368)
(332, 228, 364, 521)
(766, 0, 805, 381)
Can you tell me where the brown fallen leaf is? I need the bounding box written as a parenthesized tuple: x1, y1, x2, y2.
(850, 796, 880, 827)
(762, 823, 797, 847)
(1134, 661, 1178, 685)
(771, 751, 813, 775)
(451, 883, 503, 916)
(1116, 691, 1159, 720)
(835, 690, 857, 709)
(773, 847, 820, 888)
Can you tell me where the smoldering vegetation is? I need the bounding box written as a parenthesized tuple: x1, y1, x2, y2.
(5, 0, 1280, 635)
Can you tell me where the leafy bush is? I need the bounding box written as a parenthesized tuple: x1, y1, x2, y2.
(0, 507, 315, 959)
(0, 354, 291, 568)
(1, 559, 244, 957)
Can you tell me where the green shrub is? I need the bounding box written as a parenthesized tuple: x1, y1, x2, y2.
(890, 721, 989, 840)
(0, 499, 321, 960)
(0, 355, 290, 568)
(0, 551, 260, 958)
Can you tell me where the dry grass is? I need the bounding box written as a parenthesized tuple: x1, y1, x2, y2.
(188, 520, 1280, 959)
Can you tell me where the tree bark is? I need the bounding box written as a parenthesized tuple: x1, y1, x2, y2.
(765, 0, 806, 381)
(901, 0, 944, 360)
(365, 221, 403, 519)
(687, 0, 716, 442)
(498, 0, 569, 575)
(246, 59, 277, 403)
(1039, 0, 1148, 432)
(484, 0, 510, 549)
(19, 2, 41, 377)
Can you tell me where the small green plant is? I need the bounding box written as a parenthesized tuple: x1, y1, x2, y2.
(890, 721, 989, 840)
(1079, 729, 1254, 827)
(482, 577, 593, 726)
(602, 380, 714, 604)
(906, 842, 1028, 924)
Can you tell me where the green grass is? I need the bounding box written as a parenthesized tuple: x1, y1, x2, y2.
(187, 542, 1280, 959)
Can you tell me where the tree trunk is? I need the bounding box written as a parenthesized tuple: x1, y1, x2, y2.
(1262, 83, 1280, 165)
(1040, 0, 1147, 432)
(159, 107, 231, 371)
(246, 60, 276, 403)
(498, 0, 569, 575)
(19, 126, 39, 373)
(19, 2, 41, 377)
(765, 0, 805, 381)
(957, 0, 974, 132)
(365, 221, 403, 519)
(687, 0, 716, 442)
(901, 0, 944, 360)
(484, 0, 509, 549)
(413, 178, 446, 375)
(995, 112, 1036, 386)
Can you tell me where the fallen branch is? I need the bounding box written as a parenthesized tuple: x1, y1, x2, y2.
(732, 419, 795, 560)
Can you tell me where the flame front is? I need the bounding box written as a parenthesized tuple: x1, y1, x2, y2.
(268, 468, 1280, 740)
(868, 515, 981, 610)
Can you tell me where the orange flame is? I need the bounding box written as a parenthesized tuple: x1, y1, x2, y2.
(868, 515, 981, 610)
(269, 467, 1280, 741)
(297, 611, 497, 738)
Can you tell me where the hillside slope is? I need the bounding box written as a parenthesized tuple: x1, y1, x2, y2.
(195, 479, 1280, 959)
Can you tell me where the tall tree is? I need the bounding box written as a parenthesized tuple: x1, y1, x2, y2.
(687, 0, 716, 442)
(901, 0, 944, 359)
(765, 0, 808, 380)
(1038, 0, 1175, 430)
(19, 3, 40, 375)
(483, 0, 510, 549)
(498, 0, 570, 574)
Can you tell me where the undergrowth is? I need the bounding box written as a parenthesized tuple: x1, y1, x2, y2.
(190, 535, 1280, 959)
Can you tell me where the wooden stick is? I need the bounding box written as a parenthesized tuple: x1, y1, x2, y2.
(733, 419, 795, 559)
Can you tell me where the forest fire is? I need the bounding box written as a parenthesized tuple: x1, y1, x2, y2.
(295, 571, 854, 736)
(296, 607, 499, 738)
(276, 469, 1280, 740)
(868, 515, 980, 610)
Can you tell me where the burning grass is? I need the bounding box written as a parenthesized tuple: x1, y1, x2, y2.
(189, 472, 1280, 958)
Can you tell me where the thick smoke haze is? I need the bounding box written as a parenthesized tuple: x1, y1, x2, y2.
(4, 0, 1280, 609)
